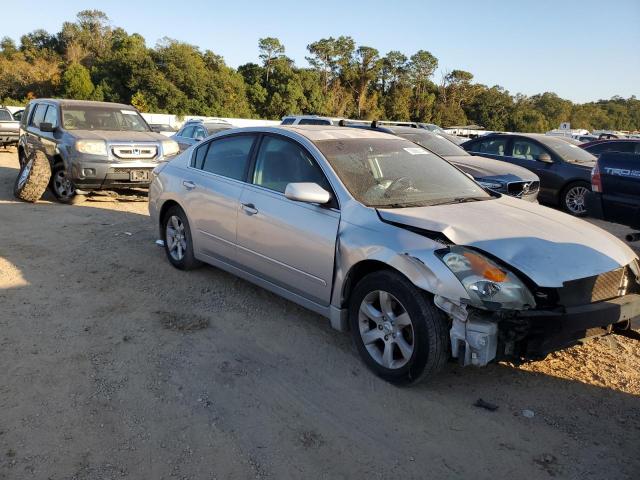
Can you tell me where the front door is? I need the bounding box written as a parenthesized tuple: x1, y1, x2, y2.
(236, 134, 340, 305)
(507, 138, 562, 203)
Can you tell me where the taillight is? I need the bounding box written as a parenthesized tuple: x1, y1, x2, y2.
(591, 162, 602, 193)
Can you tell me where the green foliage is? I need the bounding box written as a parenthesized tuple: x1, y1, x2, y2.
(0, 10, 637, 131)
(61, 62, 94, 99)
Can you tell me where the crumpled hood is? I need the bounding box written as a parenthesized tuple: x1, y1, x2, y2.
(378, 196, 638, 287)
(69, 130, 167, 143)
(445, 155, 539, 181)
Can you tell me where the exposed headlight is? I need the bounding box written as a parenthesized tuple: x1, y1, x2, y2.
(438, 246, 535, 310)
(76, 140, 107, 156)
(477, 180, 503, 190)
(161, 140, 179, 158)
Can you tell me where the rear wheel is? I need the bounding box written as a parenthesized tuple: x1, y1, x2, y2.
(561, 181, 590, 216)
(162, 205, 201, 270)
(14, 151, 51, 202)
(349, 270, 449, 385)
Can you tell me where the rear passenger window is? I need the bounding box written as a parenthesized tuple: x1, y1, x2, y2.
(476, 138, 507, 156)
(200, 135, 255, 181)
(30, 104, 47, 128)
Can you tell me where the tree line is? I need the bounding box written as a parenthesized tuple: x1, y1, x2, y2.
(1, 10, 638, 132)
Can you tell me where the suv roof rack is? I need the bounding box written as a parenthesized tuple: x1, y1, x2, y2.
(371, 120, 419, 128)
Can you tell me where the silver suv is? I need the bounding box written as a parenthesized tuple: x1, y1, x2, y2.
(16, 99, 178, 203)
(149, 126, 640, 384)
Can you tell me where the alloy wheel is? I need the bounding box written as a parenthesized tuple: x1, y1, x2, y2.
(565, 185, 589, 215)
(53, 169, 75, 199)
(166, 215, 187, 261)
(358, 290, 415, 369)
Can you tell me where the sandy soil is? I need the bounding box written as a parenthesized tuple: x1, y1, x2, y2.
(0, 149, 638, 480)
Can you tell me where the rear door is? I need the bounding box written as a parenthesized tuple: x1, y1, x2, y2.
(180, 133, 258, 263)
(235, 134, 340, 305)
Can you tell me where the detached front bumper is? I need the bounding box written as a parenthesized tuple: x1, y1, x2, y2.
(517, 293, 640, 357)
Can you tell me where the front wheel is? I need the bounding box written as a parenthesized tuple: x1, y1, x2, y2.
(349, 270, 449, 385)
(50, 164, 78, 203)
(561, 181, 590, 216)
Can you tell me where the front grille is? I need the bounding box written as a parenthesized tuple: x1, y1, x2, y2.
(111, 144, 158, 160)
(507, 180, 540, 197)
(557, 266, 634, 307)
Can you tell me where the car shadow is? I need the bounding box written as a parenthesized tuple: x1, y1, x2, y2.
(0, 161, 639, 479)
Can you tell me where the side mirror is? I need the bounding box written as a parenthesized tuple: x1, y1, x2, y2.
(39, 122, 55, 133)
(536, 153, 553, 163)
(284, 182, 331, 205)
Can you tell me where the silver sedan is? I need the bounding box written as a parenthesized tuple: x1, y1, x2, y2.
(149, 126, 640, 384)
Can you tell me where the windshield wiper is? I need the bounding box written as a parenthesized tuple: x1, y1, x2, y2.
(431, 196, 489, 206)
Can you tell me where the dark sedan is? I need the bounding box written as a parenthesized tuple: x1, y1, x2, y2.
(581, 139, 640, 157)
(462, 133, 597, 215)
(342, 123, 540, 201)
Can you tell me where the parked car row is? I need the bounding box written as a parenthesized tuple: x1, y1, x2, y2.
(11, 99, 640, 385)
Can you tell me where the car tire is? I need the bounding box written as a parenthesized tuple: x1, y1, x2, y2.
(348, 270, 449, 385)
(14, 150, 51, 203)
(561, 181, 590, 216)
(162, 205, 202, 270)
(49, 163, 78, 204)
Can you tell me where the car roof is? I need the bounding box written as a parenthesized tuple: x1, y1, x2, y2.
(33, 98, 135, 109)
(274, 125, 400, 141)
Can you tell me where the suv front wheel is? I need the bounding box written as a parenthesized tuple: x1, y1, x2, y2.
(348, 270, 449, 385)
(50, 164, 78, 203)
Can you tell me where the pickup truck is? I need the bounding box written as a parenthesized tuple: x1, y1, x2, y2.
(586, 152, 640, 235)
(0, 107, 19, 147)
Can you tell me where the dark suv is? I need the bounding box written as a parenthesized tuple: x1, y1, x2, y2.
(17, 99, 179, 203)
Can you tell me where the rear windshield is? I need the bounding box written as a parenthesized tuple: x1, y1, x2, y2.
(61, 106, 150, 132)
(397, 132, 468, 157)
(314, 138, 490, 208)
(0, 109, 13, 121)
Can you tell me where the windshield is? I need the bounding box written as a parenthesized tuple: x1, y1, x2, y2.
(61, 106, 150, 132)
(397, 132, 469, 157)
(314, 138, 490, 208)
(540, 137, 596, 163)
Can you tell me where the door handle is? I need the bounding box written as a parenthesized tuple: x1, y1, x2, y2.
(182, 180, 196, 190)
(241, 203, 258, 215)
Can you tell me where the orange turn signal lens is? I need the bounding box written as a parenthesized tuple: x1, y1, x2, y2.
(463, 252, 508, 282)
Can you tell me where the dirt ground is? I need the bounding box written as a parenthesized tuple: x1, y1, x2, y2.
(0, 148, 639, 480)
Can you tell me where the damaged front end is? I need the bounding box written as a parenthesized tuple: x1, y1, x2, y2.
(434, 249, 640, 367)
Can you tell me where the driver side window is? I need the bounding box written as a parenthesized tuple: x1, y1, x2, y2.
(511, 140, 545, 161)
(252, 136, 331, 194)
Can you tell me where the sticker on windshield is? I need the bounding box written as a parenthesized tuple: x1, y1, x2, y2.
(403, 147, 429, 155)
(121, 110, 137, 115)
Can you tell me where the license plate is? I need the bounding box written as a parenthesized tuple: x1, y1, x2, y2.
(129, 170, 150, 182)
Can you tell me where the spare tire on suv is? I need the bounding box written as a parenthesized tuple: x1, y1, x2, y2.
(14, 150, 51, 203)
